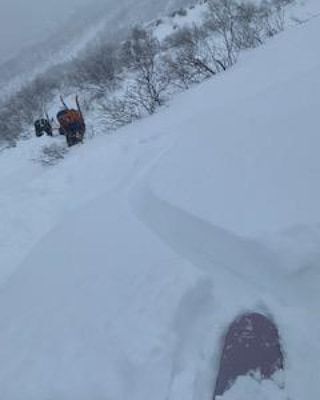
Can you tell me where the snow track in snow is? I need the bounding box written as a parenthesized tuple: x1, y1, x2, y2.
(0, 1, 319, 398)
(129, 180, 292, 398)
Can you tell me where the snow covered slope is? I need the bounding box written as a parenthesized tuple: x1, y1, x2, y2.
(0, 1, 319, 399)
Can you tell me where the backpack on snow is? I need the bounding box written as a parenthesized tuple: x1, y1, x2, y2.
(34, 118, 53, 137)
(57, 96, 85, 147)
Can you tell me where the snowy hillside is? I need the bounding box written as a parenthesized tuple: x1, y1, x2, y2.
(0, 1, 319, 399)
(0, 0, 194, 98)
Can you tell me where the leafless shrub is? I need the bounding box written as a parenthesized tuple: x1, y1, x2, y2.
(98, 94, 141, 130)
(259, 0, 286, 37)
(121, 27, 171, 114)
(204, 0, 290, 65)
(234, 2, 265, 49)
(164, 26, 222, 89)
(205, 0, 240, 66)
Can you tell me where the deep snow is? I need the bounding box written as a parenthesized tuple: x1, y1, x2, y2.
(0, 1, 319, 399)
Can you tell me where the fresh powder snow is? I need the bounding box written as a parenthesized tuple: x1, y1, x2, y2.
(0, 1, 319, 399)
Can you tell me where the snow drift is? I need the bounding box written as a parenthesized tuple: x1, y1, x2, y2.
(0, 1, 319, 399)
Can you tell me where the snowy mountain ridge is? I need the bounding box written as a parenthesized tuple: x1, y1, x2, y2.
(0, 0, 319, 399)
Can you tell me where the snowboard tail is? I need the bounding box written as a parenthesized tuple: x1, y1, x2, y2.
(213, 312, 284, 398)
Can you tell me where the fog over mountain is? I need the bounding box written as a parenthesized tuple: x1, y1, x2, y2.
(0, 0, 192, 97)
(0, 0, 191, 64)
(0, 0, 91, 63)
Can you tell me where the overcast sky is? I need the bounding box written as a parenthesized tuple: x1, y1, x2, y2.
(0, 0, 91, 62)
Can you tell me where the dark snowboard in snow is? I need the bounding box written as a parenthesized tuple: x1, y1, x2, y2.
(213, 312, 284, 398)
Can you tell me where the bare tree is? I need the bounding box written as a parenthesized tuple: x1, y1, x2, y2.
(205, 0, 240, 67)
(121, 27, 170, 115)
(235, 2, 265, 49)
(259, 0, 286, 37)
(164, 26, 219, 89)
(98, 93, 141, 130)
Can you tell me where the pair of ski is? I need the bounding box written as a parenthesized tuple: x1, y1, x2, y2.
(213, 312, 284, 399)
(42, 95, 83, 123)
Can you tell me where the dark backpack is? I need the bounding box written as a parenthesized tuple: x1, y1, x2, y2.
(34, 118, 53, 137)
